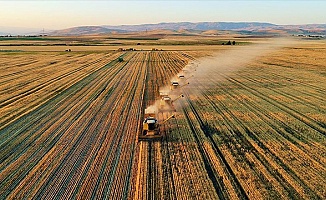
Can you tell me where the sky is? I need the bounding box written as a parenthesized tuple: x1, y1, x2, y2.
(0, 1, 325, 30)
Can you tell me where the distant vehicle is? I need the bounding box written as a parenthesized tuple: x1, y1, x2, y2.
(170, 81, 189, 90)
(159, 94, 184, 112)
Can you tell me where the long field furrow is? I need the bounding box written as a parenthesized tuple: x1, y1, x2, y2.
(1, 52, 131, 198)
(1, 44, 325, 199)
(0, 50, 197, 199)
(172, 45, 326, 199)
(0, 52, 124, 129)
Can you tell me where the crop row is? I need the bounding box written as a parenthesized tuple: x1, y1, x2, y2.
(172, 46, 326, 199)
(0, 52, 122, 129)
(0, 51, 194, 199)
(135, 46, 325, 199)
(2, 46, 324, 199)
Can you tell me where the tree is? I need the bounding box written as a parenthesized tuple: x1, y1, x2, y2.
(232, 41, 236, 45)
(226, 40, 231, 45)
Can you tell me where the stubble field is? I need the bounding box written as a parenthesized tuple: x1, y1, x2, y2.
(0, 38, 325, 199)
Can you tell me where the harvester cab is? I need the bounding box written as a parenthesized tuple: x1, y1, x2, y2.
(170, 81, 189, 90)
(142, 112, 159, 135)
(170, 81, 179, 90)
(160, 95, 171, 107)
(139, 109, 175, 141)
(172, 81, 179, 86)
(159, 95, 172, 112)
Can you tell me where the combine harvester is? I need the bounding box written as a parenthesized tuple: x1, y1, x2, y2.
(170, 73, 193, 90)
(138, 109, 175, 141)
(159, 93, 184, 112)
(170, 81, 189, 90)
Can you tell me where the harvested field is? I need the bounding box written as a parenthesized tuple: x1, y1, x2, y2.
(0, 40, 325, 199)
(133, 41, 326, 199)
(0, 51, 192, 199)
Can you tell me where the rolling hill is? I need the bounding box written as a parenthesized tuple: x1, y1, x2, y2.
(49, 26, 125, 36)
(2, 22, 325, 36)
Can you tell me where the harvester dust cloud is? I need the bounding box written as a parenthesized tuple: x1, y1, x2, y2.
(183, 38, 298, 94)
(145, 38, 298, 113)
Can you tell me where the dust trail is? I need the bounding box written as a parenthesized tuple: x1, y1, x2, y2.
(182, 37, 299, 92)
(145, 37, 298, 113)
(145, 104, 158, 115)
(197, 38, 297, 74)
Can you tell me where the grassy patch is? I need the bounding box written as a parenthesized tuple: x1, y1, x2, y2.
(0, 37, 60, 41)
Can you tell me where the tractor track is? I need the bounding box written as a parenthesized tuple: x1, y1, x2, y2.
(182, 94, 249, 200)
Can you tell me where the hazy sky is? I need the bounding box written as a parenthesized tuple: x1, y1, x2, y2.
(1, 1, 325, 30)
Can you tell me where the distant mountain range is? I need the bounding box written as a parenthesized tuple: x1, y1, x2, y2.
(52, 22, 326, 36)
(1, 22, 326, 36)
(103, 22, 277, 32)
(49, 26, 123, 36)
